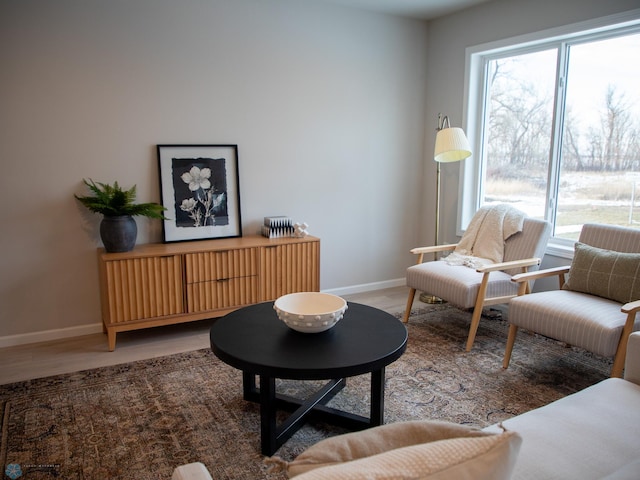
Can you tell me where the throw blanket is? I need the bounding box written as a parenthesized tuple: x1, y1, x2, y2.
(444, 204, 526, 268)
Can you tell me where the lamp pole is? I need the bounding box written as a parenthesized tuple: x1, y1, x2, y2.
(420, 113, 472, 305)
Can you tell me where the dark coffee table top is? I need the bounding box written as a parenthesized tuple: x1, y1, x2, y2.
(210, 301, 407, 380)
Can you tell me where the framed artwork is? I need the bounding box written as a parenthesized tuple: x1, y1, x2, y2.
(157, 144, 242, 242)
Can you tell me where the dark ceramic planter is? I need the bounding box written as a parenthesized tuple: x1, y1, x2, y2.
(100, 215, 137, 253)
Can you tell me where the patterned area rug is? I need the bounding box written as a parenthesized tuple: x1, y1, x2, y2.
(0, 305, 611, 480)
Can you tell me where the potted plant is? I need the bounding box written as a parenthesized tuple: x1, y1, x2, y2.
(75, 179, 167, 253)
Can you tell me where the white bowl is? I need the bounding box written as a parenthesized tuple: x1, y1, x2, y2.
(274, 292, 348, 333)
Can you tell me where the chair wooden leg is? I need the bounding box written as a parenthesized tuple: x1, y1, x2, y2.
(503, 324, 518, 369)
(465, 305, 483, 352)
(611, 318, 635, 377)
(402, 288, 416, 323)
(611, 349, 626, 378)
(465, 273, 490, 352)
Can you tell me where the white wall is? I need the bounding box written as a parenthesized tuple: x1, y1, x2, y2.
(2, 0, 637, 345)
(0, 0, 428, 342)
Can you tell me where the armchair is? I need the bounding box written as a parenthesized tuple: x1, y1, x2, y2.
(403, 214, 551, 351)
(503, 223, 640, 377)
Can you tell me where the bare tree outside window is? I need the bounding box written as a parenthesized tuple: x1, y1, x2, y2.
(480, 31, 640, 240)
(482, 49, 556, 220)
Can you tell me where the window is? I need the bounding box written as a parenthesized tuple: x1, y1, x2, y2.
(464, 13, 640, 252)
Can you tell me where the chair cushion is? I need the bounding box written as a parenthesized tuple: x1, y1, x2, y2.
(287, 420, 521, 480)
(509, 290, 629, 357)
(579, 223, 640, 253)
(406, 261, 516, 309)
(563, 242, 640, 304)
(502, 218, 551, 275)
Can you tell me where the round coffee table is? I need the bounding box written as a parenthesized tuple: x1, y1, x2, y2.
(210, 301, 407, 455)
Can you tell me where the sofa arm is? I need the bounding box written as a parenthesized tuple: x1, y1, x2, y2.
(624, 332, 640, 385)
(172, 463, 213, 480)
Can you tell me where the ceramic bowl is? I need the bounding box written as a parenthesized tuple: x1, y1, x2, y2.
(273, 292, 348, 333)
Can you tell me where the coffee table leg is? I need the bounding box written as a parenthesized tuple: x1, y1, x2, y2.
(259, 375, 278, 456)
(249, 370, 386, 455)
(370, 368, 385, 426)
(243, 371, 257, 400)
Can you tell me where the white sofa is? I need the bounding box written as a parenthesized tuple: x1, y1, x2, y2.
(483, 330, 640, 479)
(172, 332, 640, 479)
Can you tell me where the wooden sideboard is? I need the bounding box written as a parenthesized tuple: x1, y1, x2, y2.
(97, 235, 320, 350)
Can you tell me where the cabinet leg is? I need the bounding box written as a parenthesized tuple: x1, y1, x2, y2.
(107, 328, 116, 351)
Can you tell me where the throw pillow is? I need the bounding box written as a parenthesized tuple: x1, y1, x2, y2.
(563, 242, 640, 304)
(286, 420, 521, 480)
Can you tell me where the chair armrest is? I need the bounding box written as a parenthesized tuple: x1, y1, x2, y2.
(511, 265, 571, 283)
(476, 257, 541, 273)
(410, 244, 457, 255)
(410, 244, 457, 264)
(621, 299, 640, 314)
(624, 331, 640, 385)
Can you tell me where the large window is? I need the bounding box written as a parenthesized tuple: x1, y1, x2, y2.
(465, 15, 640, 249)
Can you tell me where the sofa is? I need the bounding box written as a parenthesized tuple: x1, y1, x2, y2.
(172, 332, 640, 479)
(482, 330, 640, 479)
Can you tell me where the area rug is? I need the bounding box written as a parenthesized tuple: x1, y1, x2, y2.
(0, 305, 611, 480)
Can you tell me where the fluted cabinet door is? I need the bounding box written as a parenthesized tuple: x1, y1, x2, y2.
(260, 241, 320, 301)
(101, 255, 184, 324)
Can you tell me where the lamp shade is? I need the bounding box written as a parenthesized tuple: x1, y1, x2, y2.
(434, 127, 472, 163)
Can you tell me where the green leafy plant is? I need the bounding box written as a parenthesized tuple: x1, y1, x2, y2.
(75, 179, 167, 219)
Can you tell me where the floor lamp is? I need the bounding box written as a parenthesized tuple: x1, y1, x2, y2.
(420, 113, 472, 304)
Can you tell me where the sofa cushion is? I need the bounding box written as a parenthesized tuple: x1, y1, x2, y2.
(484, 378, 640, 479)
(287, 420, 521, 480)
(601, 460, 640, 479)
(563, 242, 640, 304)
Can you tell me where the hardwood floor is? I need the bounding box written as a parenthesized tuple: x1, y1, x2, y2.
(0, 286, 410, 385)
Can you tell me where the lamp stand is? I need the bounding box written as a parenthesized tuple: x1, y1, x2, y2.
(419, 113, 471, 306)
(420, 158, 445, 304)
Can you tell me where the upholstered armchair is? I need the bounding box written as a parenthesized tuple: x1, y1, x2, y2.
(503, 223, 640, 377)
(403, 206, 551, 351)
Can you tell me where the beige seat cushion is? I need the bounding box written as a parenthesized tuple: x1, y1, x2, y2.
(287, 420, 521, 480)
(508, 289, 629, 357)
(406, 261, 516, 309)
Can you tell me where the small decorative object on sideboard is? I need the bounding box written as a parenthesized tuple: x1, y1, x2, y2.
(274, 292, 348, 333)
(74, 179, 166, 253)
(262, 216, 294, 238)
(293, 222, 309, 238)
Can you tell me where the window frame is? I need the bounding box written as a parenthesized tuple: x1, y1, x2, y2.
(461, 9, 640, 259)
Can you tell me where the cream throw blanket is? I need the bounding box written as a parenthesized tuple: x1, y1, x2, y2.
(444, 204, 526, 268)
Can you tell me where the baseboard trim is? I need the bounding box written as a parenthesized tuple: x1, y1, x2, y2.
(322, 278, 406, 296)
(0, 323, 104, 349)
(0, 279, 406, 348)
